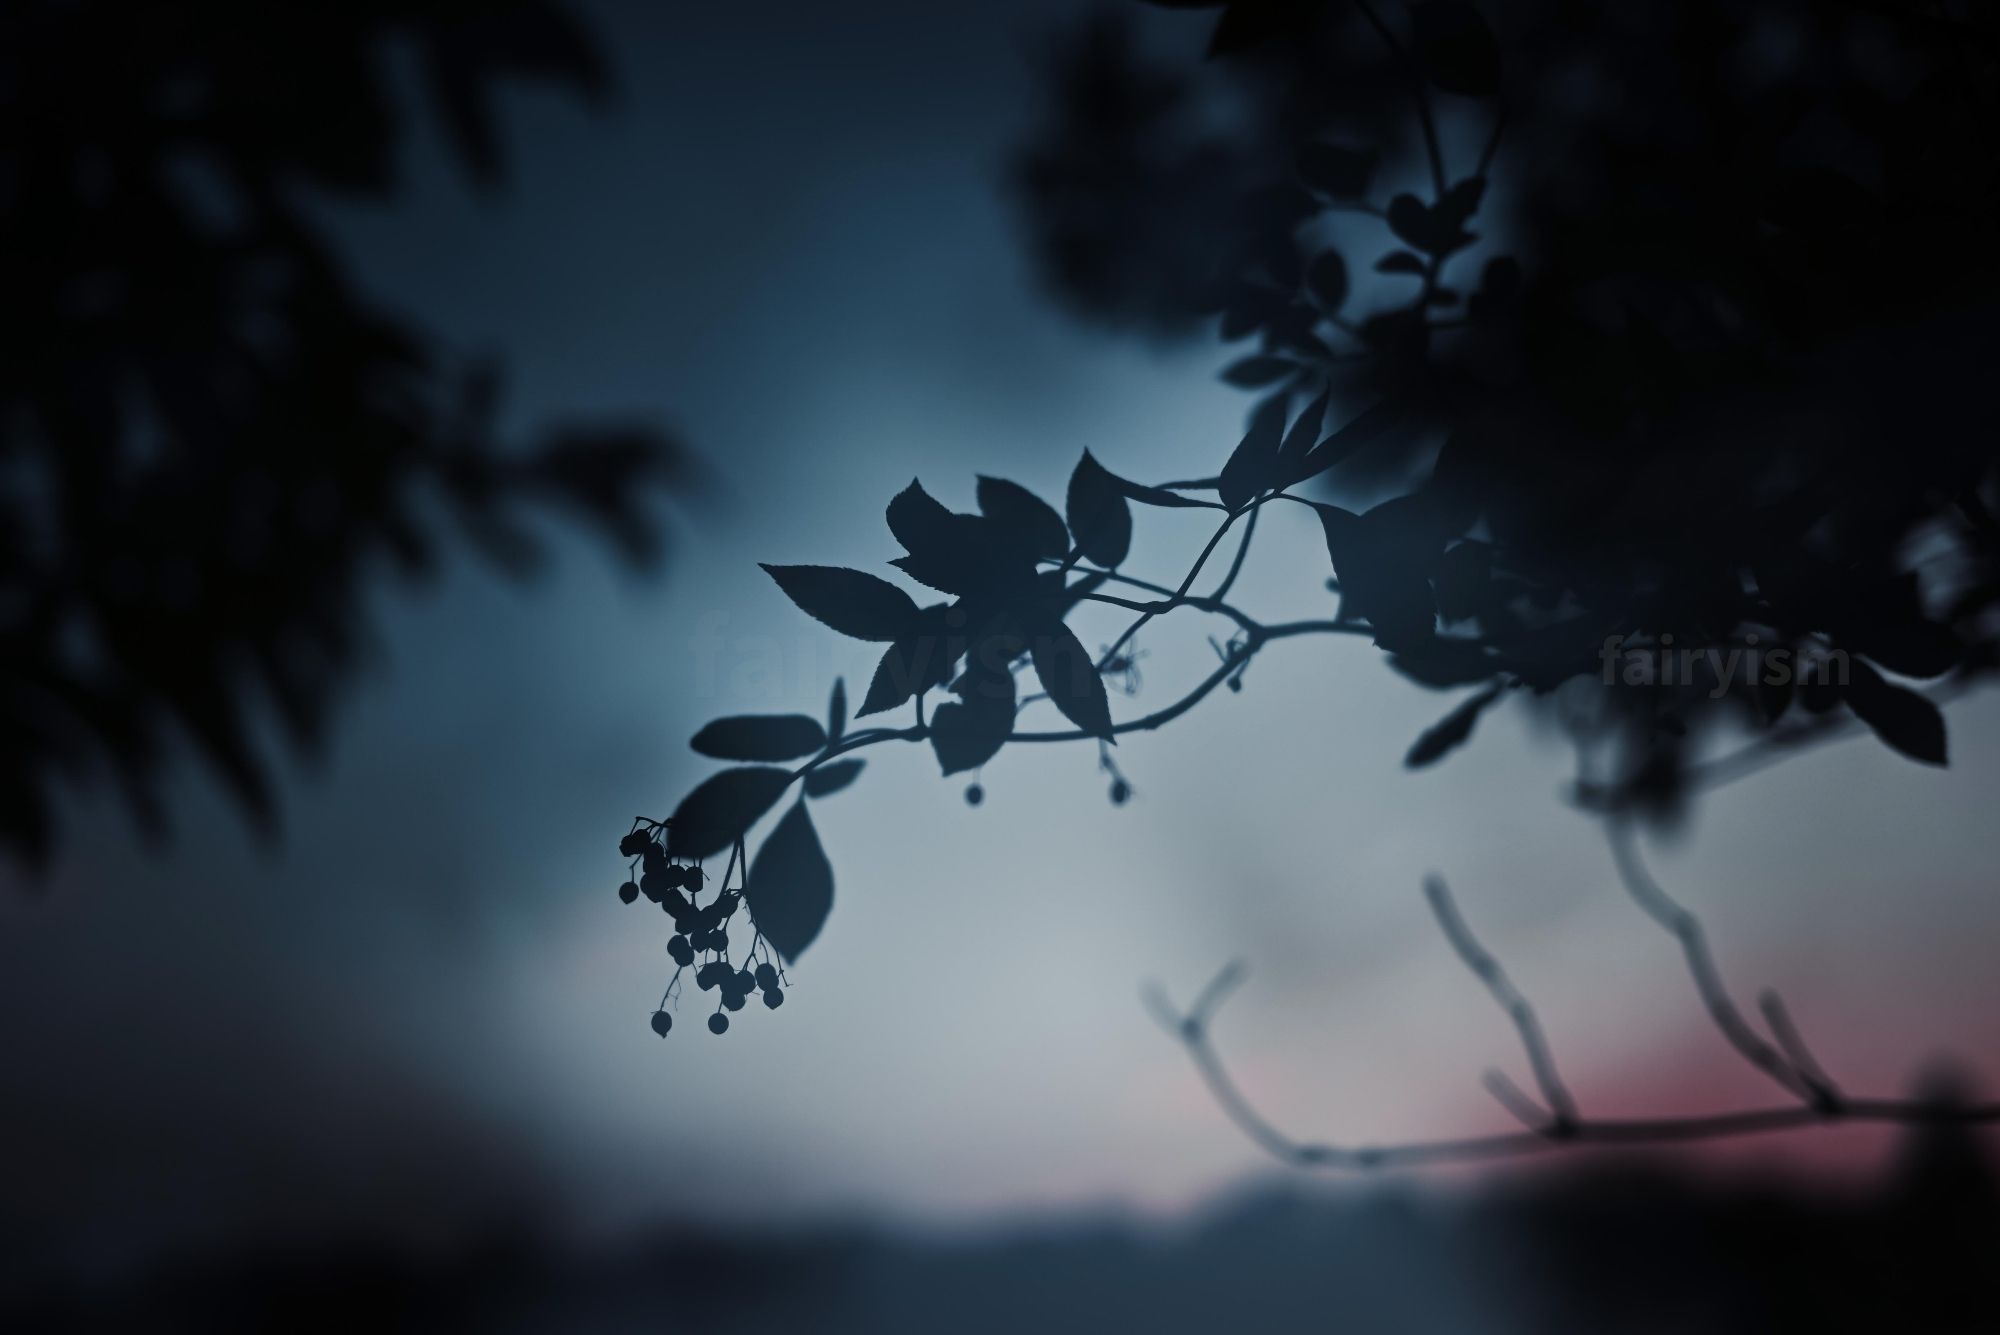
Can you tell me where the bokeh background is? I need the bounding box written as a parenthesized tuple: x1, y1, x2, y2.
(5, 1, 1998, 1327)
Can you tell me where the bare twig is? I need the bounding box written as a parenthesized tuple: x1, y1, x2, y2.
(1150, 878, 2000, 1173)
(1424, 874, 1578, 1133)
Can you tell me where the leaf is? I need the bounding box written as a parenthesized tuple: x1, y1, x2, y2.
(1289, 397, 1405, 487)
(690, 714, 828, 762)
(1297, 142, 1379, 199)
(1411, 0, 1501, 97)
(761, 564, 921, 641)
(1307, 250, 1349, 310)
(858, 605, 958, 716)
(826, 678, 847, 744)
(1221, 355, 1297, 388)
(1405, 686, 1503, 768)
(1030, 616, 1114, 740)
(1846, 660, 1947, 766)
(977, 476, 1069, 561)
(803, 758, 864, 798)
(1376, 249, 1428, 275)
(666, 767, 794, 860)
(886, 479, 956, 557)
(1217, 393, 1287, 511)
(930, 664, 1016, 776)
(745, 801, 833, 962)
(1315, 497, 1442, 650)
(1067, 451, 1134, 567)
(1277, 385, 1330, 481)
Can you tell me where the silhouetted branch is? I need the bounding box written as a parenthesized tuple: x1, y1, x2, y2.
(1151, 878, 2000, 1172)
(1423, 874, 1578, 1133)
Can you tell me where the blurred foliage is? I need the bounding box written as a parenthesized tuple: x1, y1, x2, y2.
(1, 1, 691, 872)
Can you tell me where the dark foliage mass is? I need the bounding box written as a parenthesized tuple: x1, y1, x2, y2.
(1, 1, 690, 872)
(635, 0, 1999, 1042)
(9, 1112, 1995, 1332)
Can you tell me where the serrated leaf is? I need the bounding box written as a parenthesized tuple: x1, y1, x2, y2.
(690, 714, 828, 762)
(745, 801, 833, 962)
(858, 605, 958, 716)
(977, 476, 1069, 561)
(761, 564, 922, 641)
(803, 758, 864, 798)
(1405, 686, 1503, 768)
(1067, 450, 1134, 567)
(1030, 616, 1114, 740)
(1846, 660, 1947, 765)
(886, 479, 956, 556)
(666, 767, 794, 860)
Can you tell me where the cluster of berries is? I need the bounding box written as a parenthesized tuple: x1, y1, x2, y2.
(617, 822, 789, 1038)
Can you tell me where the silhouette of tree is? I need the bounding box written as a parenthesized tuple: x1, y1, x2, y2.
(622, 0, 1999, 1160)
(2, 1, 691, 872)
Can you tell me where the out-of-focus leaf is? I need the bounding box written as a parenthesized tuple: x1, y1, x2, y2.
(690, 714, 828, 762)
(1405, 685, 1503, 768)
(1221, 356, 1297, 388)
(1376, 250, 1428, 275)
(803, 758, 865, 798)
(745, 801, 833, 962)
(1846, 660, 1947, 765)
(1307, 250, 1350, 310)
(1289, 398, 1406, 486)
(762, 564, 922, 641)
(1277, 385, 1330, 482)
(666, 767, 794, 860)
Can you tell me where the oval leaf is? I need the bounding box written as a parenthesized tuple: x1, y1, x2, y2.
(761, 564, 921, 641)
(803, 758, 865, 798)
(745, 801, 834, 963)
(1067, 450, 1134, 567)
(1217, 393, 1287, 511)
(1307, 250, 1349, 310)
(666, 766, 794, 860)
(1030, 617, 1114, 741)
(690, 714, 828, 762)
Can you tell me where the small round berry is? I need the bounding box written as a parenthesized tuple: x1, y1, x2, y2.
(763, 988, 785, 1010)
(641, 844, 667, 873)
(618, 881, 639, 905)
(708, 1012, 730, 1035)
(668, 935, 694, 966)
(1227, 677, 1243, 693)
(965, 783, 984, 807)
(1109, 779, 1131, 805)
(650, 1010, 673, 1037)
(618, 831, 649, 858)
(735, 968, 756, 993)
(695, 962, 721, 991)
(723, 991, 746, 1012)
(754, 963, 779, 989)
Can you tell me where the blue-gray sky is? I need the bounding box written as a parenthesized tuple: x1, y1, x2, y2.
(5, 0, 1999, 1270)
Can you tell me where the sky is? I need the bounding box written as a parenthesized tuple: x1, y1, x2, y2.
(4, 0, 1999, 1275)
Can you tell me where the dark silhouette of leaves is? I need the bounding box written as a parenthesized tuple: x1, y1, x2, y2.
(802, 759, 865, 798)
(762, 565, 923, 641)
(1067, 450, 1135, 567)
(977, 476, 1070, 561)
(1405, 685, 1504, 768)
(1306, 250, 1350, 310)
(930, 658, 1018, 776)
(666, 767, 794, 861)
(1288, 398, 1406, 487)
(1846, 662, 1948, 767)
(859, 605, 958, 716)
(1030, 617, 1114, 740)
(690, 715, 828, 763)
(1221, 356, 1297, 388)
(745, 801, 834, 962)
